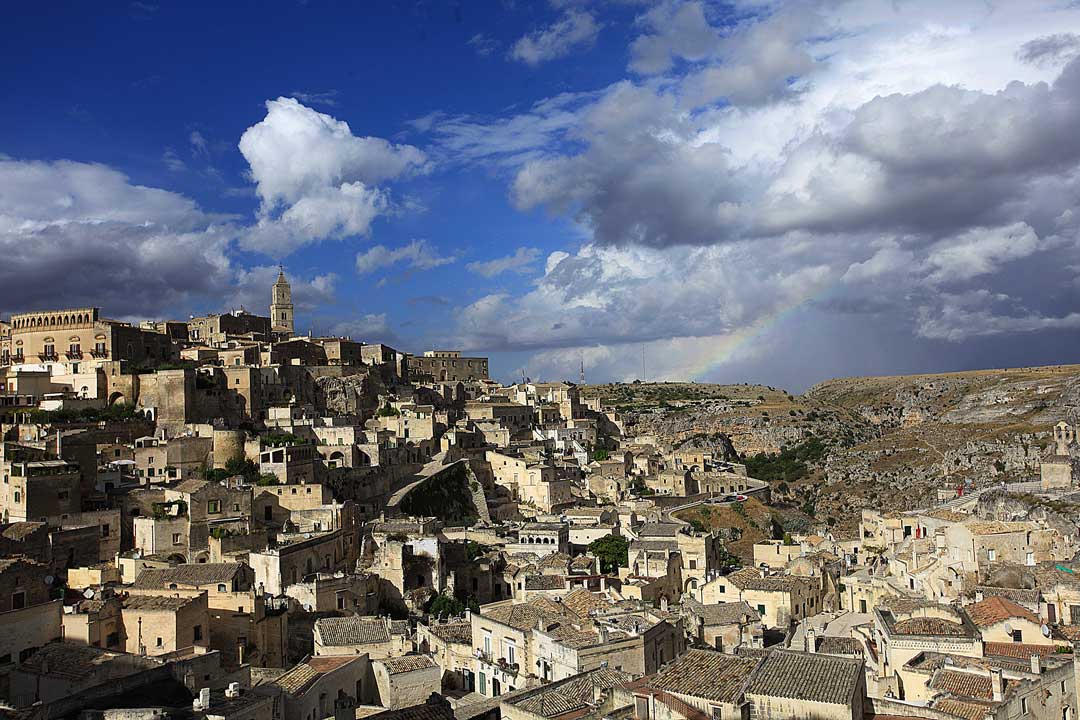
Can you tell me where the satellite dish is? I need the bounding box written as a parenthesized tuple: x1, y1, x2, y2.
(1042, 624, 1052, 638)
(44, 575, 55, 585)
(303, 603, 313, 612)
(83, 588, 95, 599)
(1003, 624, 1013, 636)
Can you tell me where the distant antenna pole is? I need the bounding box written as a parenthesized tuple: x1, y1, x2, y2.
(580, 357, 585, 385)
(642, 345, 646, 382)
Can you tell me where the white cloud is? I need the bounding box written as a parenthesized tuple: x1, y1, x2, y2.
(0, 158, 234, 317)
(511, 9, 600, 66)
(237, 97, 429, 257)
(923, 223, 1045, 284)
(431, 0, 1080, 383)
(467, 247, 541, 277)
(355, 239, 455, 274)
(628, 1, 718, 75)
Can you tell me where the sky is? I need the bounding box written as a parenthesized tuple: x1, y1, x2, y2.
(4, 0, 1080, 391)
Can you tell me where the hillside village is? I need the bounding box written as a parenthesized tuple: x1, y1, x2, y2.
(4, 274, 1080, 720)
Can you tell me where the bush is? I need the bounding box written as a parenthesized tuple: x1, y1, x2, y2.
(744, 437, 828, 483)
(377, 403, 400, 417)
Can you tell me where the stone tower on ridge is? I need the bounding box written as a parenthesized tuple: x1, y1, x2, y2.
(271, 267, 294, 338)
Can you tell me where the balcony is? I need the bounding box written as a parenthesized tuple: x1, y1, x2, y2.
(65, 351, 83, 360)
(474, 650, 519, 675)
(38, 352, 59, 362)
(90, 349, 109, 359)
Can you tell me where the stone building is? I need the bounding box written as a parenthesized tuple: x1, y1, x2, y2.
(409, 350, 488, 383)
(120, 592, 210, 656)
(271, 268, 295, 338)
(188, 310, 272, 346)
(4, 307, 176, 373)
(371, 655, 441, 710)
(743, 649, 865, 720)
(313, 615, 409, 658)
(1041, 421, 1077, 489)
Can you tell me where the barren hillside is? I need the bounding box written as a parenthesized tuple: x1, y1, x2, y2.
(585, 365, 1080, 532)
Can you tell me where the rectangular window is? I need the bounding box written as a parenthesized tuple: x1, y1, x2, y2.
(193, 625, 202, 641)
(1012, 629, 1023, 643)
(987, 548, 996, 561)
(172, 533, 181, 545)
(478, 672, 487, 695)
(207, 500, 220, 513)
(156, 637, 163, 647)
(689, 559, 697, 570)
(101, 524, 110, 538)
(483, 632, 492, 656)
(11, 591, 26, 610)
(505, 640, 516, 666)
(757, 604, 766, 616)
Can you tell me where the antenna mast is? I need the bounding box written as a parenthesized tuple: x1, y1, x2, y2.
(641, 345, 646, 382)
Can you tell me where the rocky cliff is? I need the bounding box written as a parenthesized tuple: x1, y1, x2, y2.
(585, 365, 1080, 532)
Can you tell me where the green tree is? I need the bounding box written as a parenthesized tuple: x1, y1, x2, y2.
(588, 534, 630, 574)
(224, 456, 260, 483)
(427, 592, 465, 618)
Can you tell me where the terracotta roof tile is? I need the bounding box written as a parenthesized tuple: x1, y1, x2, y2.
(651, 648, 759, 704)
(745, 649, 863, 706)
(965, 597, 1039, 627)
(378, 655, 436, 674)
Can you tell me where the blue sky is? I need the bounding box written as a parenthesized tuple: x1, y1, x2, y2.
(5, 1, 1080, 390)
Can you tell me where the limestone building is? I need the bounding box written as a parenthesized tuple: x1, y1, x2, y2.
(409, 350, 488, 382)
(271, 268, 294, 338)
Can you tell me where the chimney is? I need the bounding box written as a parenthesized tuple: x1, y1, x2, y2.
(465, 608, 472, 622)
(805, 626, 816, 653)
(1030, 654, 1042, 675)
(990, 668, 1004, 702)
(225, 682, 241, 699)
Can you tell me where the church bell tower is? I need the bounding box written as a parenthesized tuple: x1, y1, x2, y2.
(271, 267, 294, 337)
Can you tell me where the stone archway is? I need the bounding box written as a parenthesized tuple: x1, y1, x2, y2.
(108, 391, 126, 406)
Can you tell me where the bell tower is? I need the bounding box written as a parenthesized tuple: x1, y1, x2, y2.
(271, 267, 294, 337)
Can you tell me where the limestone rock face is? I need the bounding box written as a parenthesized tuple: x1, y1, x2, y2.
(315, 371, 381, 416)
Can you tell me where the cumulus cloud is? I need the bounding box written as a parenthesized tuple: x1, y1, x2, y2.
(237, 97, 428, 257)
(1018, 33, 1080, 68)
(328, 313, 395, 342)
(467, 247, 542, 277)
(0, 158, 234, 317)
(355, 239, 455, 274)
(454, 243, 830, 352)
(227, 265, 338, 314)
(511, 9, 600, 66)
(428, 0, 1080, 385)
(628, 1, 718, 75)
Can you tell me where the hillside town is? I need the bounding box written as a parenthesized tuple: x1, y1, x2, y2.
(2, 274, 1080, 720)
